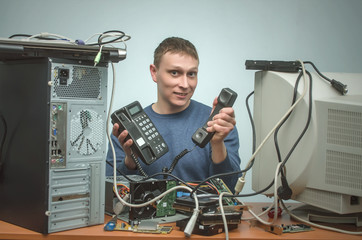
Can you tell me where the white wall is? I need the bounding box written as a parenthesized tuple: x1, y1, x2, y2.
(1, 0, 361, 202)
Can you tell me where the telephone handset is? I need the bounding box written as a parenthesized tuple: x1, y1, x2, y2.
(111, 101, 168, 165)
(192, 88, 238, 148)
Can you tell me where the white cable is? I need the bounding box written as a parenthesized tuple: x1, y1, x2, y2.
(235, 60, 309, 194)
(219, 169, 284, 240)
(280, 200, 362, 235)
(106, 62, 199, 235)
(26, 32, 75, 43)
(218, 192, 232, 240)
(241, 162, 283, 226)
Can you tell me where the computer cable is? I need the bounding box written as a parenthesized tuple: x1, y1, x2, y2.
(219, 162, 284, 240)
(87, 31, 130, 66)
(218, 191, 232, 240)
(0, 113, 7, 173)
(9, 34, 32, 39)
(84, 30, 131, 46)
(105, 159, 135, 182)
(273, 71, 313, 200)
(274, 72, 304, 171)
(9, 33, 63, 41)
(241, 162, 283, 224)
(303, 61, 348, 95)
(26, 32, 75, 42)
(246, 91, 256, 153)
(141, 171, 213, 196)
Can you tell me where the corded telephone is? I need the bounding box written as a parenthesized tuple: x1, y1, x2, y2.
(111, 101, 168, 165)
(192, 88, 238, 148)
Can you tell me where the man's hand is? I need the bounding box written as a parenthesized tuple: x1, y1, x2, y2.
(112, 123, 137, 170)
(206, 97, 236, 143)
(206, 97, 236, 164)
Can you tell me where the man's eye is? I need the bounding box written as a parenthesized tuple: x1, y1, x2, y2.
(188, 72, 197, 77)
(170, 71, 178, 76)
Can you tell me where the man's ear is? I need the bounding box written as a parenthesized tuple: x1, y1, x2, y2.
(150, 64, 158, 83)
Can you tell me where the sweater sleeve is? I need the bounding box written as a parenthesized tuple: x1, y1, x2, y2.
(209, 126, 241, 192)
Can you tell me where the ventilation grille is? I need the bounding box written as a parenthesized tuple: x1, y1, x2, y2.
(296, 187, 342, 212)
(325, 108, 362, 190)
(325, 150, 362, 190)
(70, 109, 104, 156)
(54, 66, 101, 99)
(327, 109, 362, 148)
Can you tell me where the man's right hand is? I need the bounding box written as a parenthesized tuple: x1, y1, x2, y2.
(112, 123, 137, 170)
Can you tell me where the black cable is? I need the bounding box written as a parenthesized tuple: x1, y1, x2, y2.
(143, 171, 215, 195)
(167, 147, 194, 174)
(270, 70, 313, 199)
(86, 30, 126, 46)
(105, 160, 136, 182)
(0, 113, 7, 173)
(303, 61, 331, 82)
(304, 61, 347, 95)
(8, 34, 32, 39)
(274, 72, 303, 178)
(279, 71, 313, 169)
(246, 91, 256, 153)
(8, 33, 64, 41)
(189, 161, 253, 197)
(131, 152, 148, 177)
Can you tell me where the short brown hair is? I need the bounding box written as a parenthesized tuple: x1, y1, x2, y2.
(153, 37, 199, 68)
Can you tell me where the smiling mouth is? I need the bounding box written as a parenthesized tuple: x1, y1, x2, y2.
(175, 92, 188, 96)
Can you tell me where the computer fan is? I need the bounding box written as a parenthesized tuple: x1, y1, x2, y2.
(129, 180, 176, 222)
(70, 109, 104, 156)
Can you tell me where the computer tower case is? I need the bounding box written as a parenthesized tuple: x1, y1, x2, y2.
(0, 57, 107, 233)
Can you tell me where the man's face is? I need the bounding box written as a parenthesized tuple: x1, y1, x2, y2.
(150, 52, 199, 114)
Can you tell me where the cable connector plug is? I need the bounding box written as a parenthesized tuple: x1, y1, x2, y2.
(234, 176, 245, 195)
(75, 39, 85, 45)
(113, 194, 129, 215)
(184, 208, 199, 238)
(277, 176, 292, 200)
(94, 51, 102, 67)
(331, 79, 348, 95)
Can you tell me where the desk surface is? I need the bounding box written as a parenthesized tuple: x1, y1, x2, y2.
(0, 203, 361, 240)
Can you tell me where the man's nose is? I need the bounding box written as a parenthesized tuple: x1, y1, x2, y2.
(178, 74, 189, 88)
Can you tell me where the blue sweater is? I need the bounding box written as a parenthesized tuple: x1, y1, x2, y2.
(106, 100, 241, 190)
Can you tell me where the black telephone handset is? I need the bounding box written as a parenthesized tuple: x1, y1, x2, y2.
(111, 101, 168, 165)
(192, 88, 238, 148)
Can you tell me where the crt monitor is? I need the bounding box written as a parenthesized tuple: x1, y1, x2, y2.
(251, 70, 362, 222)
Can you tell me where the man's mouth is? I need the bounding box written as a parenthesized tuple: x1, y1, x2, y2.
(175, 92, 188, 96)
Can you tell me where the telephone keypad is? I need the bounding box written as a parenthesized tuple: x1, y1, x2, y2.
(135, 114, 160, 142)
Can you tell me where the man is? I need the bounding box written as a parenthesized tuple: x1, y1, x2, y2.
(106, 37, 241, 190)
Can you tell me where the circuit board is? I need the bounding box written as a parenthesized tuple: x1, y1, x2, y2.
(156, 180, 177, 217)
(114, 221, 172, 234)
